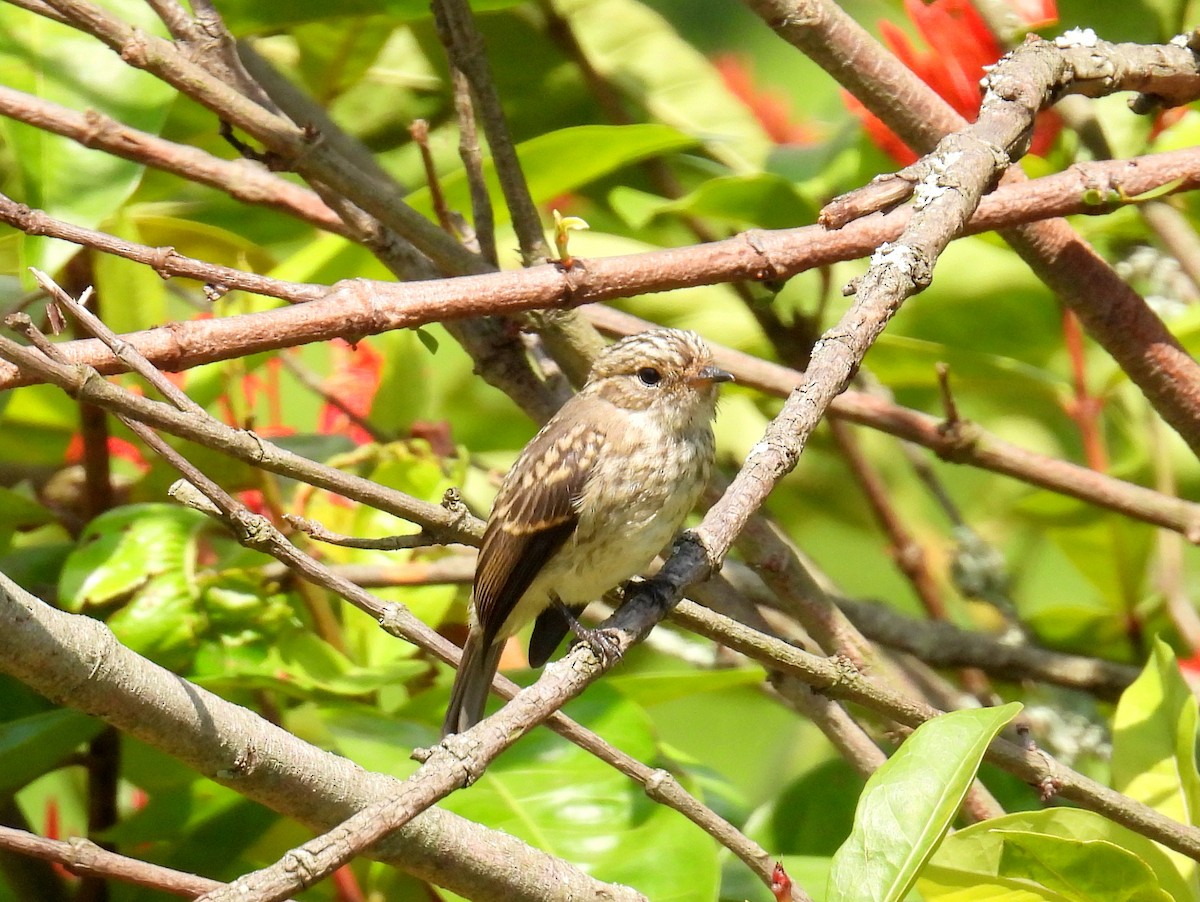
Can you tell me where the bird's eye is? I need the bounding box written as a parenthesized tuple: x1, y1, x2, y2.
(636, 366, 661, 387)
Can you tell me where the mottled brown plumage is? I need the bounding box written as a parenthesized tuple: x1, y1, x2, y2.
(443, 329, 731, 736)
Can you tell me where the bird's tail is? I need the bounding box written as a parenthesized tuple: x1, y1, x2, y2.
(442, 632, 504, 738)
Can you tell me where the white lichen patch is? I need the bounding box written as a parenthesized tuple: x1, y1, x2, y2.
(870, 242, 917, 276)
(914, 173, 949, 208)
(1055, 27, 1099, 48)
(744, 440, 773, 464)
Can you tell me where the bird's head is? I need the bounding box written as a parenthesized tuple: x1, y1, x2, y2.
(584, 329, 733, 427)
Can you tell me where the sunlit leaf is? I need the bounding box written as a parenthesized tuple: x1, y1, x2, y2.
(924, 808, 1192, 902)
(1111, 639, 1200, 886)
(827, 704, 1022, 902)
(0, 2, 174, 274)
(405, 124, 698, 227)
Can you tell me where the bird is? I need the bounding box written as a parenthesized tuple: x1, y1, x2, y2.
(442, 328, 732, 736)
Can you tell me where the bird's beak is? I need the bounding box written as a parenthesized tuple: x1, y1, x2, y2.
(690, 365, 735, 386)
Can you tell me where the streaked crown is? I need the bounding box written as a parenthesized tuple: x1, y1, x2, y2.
(583, 328, 732, 416)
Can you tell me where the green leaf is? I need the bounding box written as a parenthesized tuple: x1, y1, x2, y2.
(0, 485, 54, 532)
(103, 780, 278, 882)
(0, 708, 104, 794)
(214, 0, 522, 33)
(608, 664, 765, 706)
(415, 327, 439, 355)
(1111, 639, 1200, 885)
(58, 505, 210, 668)
(293, 17, 392, 102)
(619, 173, 817, 230)
(554, 0, 772, 171)
(92, 209, 168, 334)
(193, 631, 426, 698)
(923, 809, 1192, 902)
(405, 124, 698, 226)
(827, 703, 1022, 902)
(105, 575, 206, 669)
(59, 504, 208, 610)
(998, 833, 1172, 902)
(447, 686, 720, 900)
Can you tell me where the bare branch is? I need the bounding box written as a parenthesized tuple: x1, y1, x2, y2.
(0, 825, 220, 898)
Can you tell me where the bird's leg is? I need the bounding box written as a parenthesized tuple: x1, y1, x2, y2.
(551, 595, 623, 668)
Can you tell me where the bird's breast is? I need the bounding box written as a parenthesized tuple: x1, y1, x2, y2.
(536, 413, 714, 605)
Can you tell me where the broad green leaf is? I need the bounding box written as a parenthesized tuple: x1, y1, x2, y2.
(867, 333, 1062, 402)
(0, 2, 174, 274)
(1, 383, 78, 432)
(293, 17, 393, 102)
(0, 486, 54, 532)
(102, 780, 277, 882)
(59, 504, 207, 610)
(552, 0, 772, 171)
(1111, 639, 1200, 885)
(998, 832, 1172, 902)
(133, 213, 279, 278)
(92, 209, 168, 335)
(215, 0, 521, 33)
(608, 664, 765, 706)
(106, 573, 205, 668)
(200, 576, 298, 639)
(0, 709, 104, 794)
(405, 124, 698, 226)
(924, 809, 1192, 902)
(1043, 517, 1155, 613)
(827, 703, 1022, 902)
(437, 686, 719, 900)
(192, 631, 426, 698)
(616, 173, 817, 230)
(744, 758, 863, 858)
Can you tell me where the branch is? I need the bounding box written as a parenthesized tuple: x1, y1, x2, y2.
(0, 825, 220, 898)
(746, 0, 1200, 455)
(18, 278, 793, 900)
(431, 0, 549, 265)
(669, 599, 1200, 859)
(0, 571, 638, 902)
(4, 143, 1199, 387)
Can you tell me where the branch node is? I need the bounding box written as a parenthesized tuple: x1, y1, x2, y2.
(642, 768, 678, 802)
(935, 418, 982, 462)
(742, 229, 784, 282)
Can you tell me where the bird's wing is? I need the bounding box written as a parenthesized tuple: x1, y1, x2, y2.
(473, 418, 603, 647)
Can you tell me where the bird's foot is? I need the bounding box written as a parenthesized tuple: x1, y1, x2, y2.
(554, 600, 624, 668)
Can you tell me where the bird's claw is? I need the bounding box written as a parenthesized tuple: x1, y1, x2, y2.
(576, 626, 623, 668)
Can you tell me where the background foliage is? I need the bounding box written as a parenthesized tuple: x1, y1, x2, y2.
(0, 0, 1199, 900)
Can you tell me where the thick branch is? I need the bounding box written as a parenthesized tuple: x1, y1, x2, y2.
(746, 0, 1200, 456)
(3, 143, 1198, 387)
(0, 572, 636, 902)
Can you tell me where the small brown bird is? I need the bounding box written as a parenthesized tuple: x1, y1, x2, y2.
(443, 329, 732, 736)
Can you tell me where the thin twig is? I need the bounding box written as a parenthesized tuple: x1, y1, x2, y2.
(0, 825, 221, 898)
(284, 514, 436, 551)
(449, 73, 498, 266)
(430, 0, 548, 265)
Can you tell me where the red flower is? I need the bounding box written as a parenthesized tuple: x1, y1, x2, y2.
(64, 434, 151, 472)
(318, 339, 384, 446)
(1008, 0, 1058, 28)
(714, 54, 820, 146)
(848, 0, 1060, 164)
(237, 489, 268, 516)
